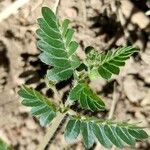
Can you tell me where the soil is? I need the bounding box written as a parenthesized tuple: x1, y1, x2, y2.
(0, 0, 150, 150)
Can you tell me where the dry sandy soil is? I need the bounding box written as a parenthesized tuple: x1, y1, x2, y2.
(0, 0, 150, 150)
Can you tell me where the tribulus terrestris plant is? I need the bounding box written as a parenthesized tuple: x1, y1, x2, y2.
(18, 7, 148, 149)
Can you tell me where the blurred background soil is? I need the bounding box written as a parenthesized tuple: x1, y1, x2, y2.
(0, 0, 150, 150)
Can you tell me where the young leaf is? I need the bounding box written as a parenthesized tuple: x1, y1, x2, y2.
(69, 82, 105, 111)
(64, 116, 148, 149)
(86, 46, 139, 79)
(18, 85, 57, 126)
(37, 7, 80, 82)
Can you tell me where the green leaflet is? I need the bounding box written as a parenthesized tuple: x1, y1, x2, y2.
(64, 118, 95, 148)
(47, 67, 73, 81)
(64, 118, 80, 142)
(81, 121, 95, 149)
(37, 7, 80, 82)
(64, 116, 148, 149)
(39, 111, 56, 126)
(69, 82, 105, 111)
(18, 85, 57, 126)
(0, 138, 12, 150)
(128, 128, 148, 140)
(104, 125, 124, 148)
(86, 46, 139, 79)
(92, 123, 112, 148)
(116, 127, 135, 146)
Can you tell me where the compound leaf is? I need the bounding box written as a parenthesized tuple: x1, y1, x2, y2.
(86, 46, 139, 79)
(18, 85, 57, 126)
(69, 82, 105, 111)
(37, 7, 80, 82)
(64, 116, 148, 149)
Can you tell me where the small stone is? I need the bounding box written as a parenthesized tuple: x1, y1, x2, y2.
(90, 79, 106, 92)
(141, 51, 150, 65)
(26, 142, 36, 150)
(123, 76, 145, 102)
(139, 66, 150, 84)
(25, 119, 37, 130)
(21, 127, 30, 137)
(141, 90, 150, 106)
(65, 7, 78, 19)
(119, 58, 140, 76)
(19, 105, 30, 113)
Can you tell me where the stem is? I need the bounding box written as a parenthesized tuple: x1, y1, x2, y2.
(37, 112, 66, 150)
(53, 0, 60, 14)
(108, 82, 119, 119)
(98, 83, 119, 150)
(108, 82, 119, 150)
(47, 80, 62, 104)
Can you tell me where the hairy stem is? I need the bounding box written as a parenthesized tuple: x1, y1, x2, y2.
(108, 82, 119, 119)
(37, 112, 66, 150)
(53, 0, 60, 14)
